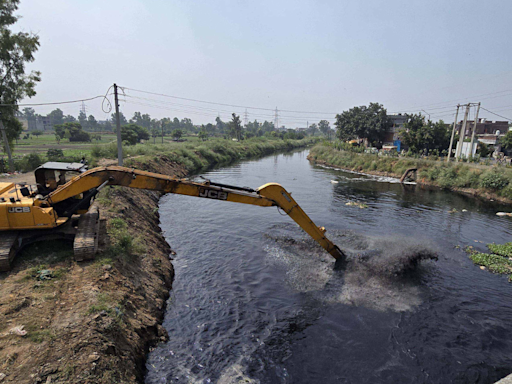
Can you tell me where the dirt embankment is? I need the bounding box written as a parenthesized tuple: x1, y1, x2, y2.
(0, 157, 187, 383)
(309, 156, 512, 205)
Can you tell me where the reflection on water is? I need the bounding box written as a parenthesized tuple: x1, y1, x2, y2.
(146, 150, 512, 384)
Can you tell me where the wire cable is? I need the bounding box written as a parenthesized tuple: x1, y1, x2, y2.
(480, 107, 512, 121)
(0, 95, 107, 107)
(120, 86, 338, 115)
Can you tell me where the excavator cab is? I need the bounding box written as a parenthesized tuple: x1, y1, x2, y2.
(34, 162, 88, 196)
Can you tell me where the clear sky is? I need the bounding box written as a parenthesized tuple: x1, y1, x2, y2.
(14, 0, 512, 127)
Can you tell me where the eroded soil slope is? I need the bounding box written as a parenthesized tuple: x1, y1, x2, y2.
(0, 158, 187, 383)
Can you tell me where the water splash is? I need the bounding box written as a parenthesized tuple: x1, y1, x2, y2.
(264, 226, 438, 312)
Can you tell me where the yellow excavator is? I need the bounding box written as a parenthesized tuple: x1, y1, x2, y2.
(0, 162, 344, 271)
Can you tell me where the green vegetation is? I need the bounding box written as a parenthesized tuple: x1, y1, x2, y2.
(28, 329, 55, 344)
(501, 131, 512, 151)
(121, 123, 149, 145)
(54, 122, 91, 142)
(107, 218, 144, 257)
(399, 114, 450, 154)
(335, 103, 391, 145)
(0, 0, 40, 147)
(466, 242, 512, 281)
(87, 292, 124, 325)
(309, 143, 512, 200)
(469, 253, 512, 274)
(487, 242, 512, 257)
(2, 135, 317, 173)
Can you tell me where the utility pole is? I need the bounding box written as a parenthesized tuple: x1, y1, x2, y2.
(469, 102, 481, 160)
(447, 104, 460, 163)
(455, 103, 470, 162)
(0, 113, 14, 172)
(244, 109, 248, 127)
(113, 83, 123, 166)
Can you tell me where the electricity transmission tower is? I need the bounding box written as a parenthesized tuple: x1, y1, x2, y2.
(274, 107, 279, 129)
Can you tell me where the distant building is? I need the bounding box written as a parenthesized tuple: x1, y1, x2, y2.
(456, 118, 509, 139)
(383, 113, 407, 150)
(455, 118, 509, 147)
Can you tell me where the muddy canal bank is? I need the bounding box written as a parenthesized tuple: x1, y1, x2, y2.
(0, 157, 186, 383)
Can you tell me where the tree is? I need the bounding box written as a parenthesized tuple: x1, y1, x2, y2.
(64, 115, 76, 123)
(87, 115, 98, 131)
(307, 123, 318, 136)
(78, 110, 87, 128)
(54, 122, 91, 142)
(103, 120, 113, 132)
(130, 112, 152, 128)
(215, 116, 226, 134)
(198, 126, 208, 141)
(121, 127, 138, 145)
(205, 123, 216, 136)
(0, 0, 40, 147)
(318, 120, 332, 140)
(150, 127, 159, 144)
(181, 118, 194, 132)
(160, 117, 172, 135)
(23, 107, 37, 130)
(171, 129, 183, 141)
(32, 129, 43, 137)
(399, 114, 451, 154)
(48, 108, 64, 126)
(47, 148, 64, 161)
(261, 120, 275, 133)
(121, 124, 149, 145)
(111, 112, 127, 126)
(229, 113, 243, 141)
(500, 131, 512, 151)
(335, 103, 391, 146)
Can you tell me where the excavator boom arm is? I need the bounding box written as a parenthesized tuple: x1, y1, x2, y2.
(44, 166, 345, 260)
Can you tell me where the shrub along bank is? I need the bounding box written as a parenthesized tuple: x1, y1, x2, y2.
(308, 143, 512, 203)
(94, 136, 318, 172)
(9, 137, 318, 173)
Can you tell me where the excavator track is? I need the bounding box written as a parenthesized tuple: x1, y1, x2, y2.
(73, 205, 100, 262)
(0, 232, 20, 272)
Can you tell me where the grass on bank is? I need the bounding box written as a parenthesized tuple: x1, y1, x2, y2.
(309, 143, 512, 200)
(4, 136, 318, 173)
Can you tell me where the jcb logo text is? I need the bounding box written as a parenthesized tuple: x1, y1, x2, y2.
(8, 207, 31, 213)
(199, 188, 228, 200)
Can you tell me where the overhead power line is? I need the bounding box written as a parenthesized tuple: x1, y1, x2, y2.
(480, 107, 512, 121)
(0, 95, 107, 107)
(120, 86, 338, 115)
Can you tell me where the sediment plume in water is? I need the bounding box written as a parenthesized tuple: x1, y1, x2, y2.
(264, 226, 439, 312)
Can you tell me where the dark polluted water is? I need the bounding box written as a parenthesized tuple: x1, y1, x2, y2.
(146, 150, 512, 384)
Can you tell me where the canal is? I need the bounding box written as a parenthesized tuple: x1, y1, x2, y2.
(146, 149, 512, 384)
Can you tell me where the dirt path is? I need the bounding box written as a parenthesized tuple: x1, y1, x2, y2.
(0, 172, 35, 185)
